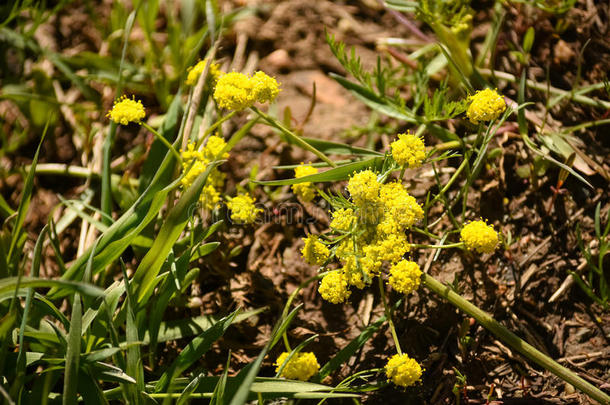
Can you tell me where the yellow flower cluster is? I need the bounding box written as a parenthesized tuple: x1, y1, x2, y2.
(180, 135, 229, 210)
(107, 95, 146, 125)
(460, 220, 499, 254)
(275, 352, 320, 381)
(385, 353, 422, 387)
(301, 235, 330, 266)
(186, 58, 221, 86)
(390, 132, 426, 168)
(319, 271, 351, 304)
(466, 88, 506, 124)
(213, 71, 280, 110)
(227, 193, 262, 224)
(292, 163, 318, 202)
(388, 260, 422, 295)
(311, 170, 423, 303)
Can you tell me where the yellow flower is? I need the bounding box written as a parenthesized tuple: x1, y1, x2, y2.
(390, 132, 426, 168)
(301, 234, 330, 266)
(347, 170, 380, 207)
(466, 88, 506, 124)
(460, 220, 499, 254)
(251, 71, 281, 104)
(275, 352, 320, 381)
(180, 142, 226, 210)
(385, 353, 422, 387)
(319, 271, 351, 304)
(227, 193, 262, 224)
(186, 58, 221, 86)
(213, 72, 256, 110)
(202, 134, 229, 160)
(380, 183, 423, 229)
(330, 208, 357, 232)
(292, 163, 318, 202)
(388, 260, 422, 294)
(107, 95, 145, 125)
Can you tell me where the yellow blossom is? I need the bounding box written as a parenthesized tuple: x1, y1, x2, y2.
(186, 58, 221, 86)
(460, 220, 499, 254)
(107, 95, 145, 125)
(466, 88, 506, 124)
(292, 163, 318, 202)
(301, 234, 330, 266)
(380, 183, 423, 229)
(385, 354, 422, 387)
(275, 352, 320, 381)
(347, 170, 380, 207)
(180, 141, 227, 210)
(319, 271, 351, 304)
(388, 260, 422, 294)
(390, 132, 426, 168)
(330, 208, 357, 232)
(227, 193, 262, 224)
(202, 134, 229, 160)
(251, 71, 280, 104)
(213, 72, 256, 110)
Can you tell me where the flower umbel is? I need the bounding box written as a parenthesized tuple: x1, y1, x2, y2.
(301, 234, 330, 266)
(227, 193, 262, 224)
(319, 271, 351, 304)
(186, 58, 221, 86)
(390, 132, 426, 168)
(107, 95, 146, 125)
(275, 352, 320, 381)
(251, 71, 280, 104)
(385, 353, 422, 387)
(213, 72, 256, 110)
(460, 220, 499, 254)
(388, 260, 422, 295)
(292, 163, 318, 202)
(466, 88, 506, 124)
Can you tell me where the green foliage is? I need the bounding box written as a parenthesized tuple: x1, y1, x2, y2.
(573, 203, 610, 310)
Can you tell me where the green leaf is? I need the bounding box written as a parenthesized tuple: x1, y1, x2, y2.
(0, 277, 104, 298)
(154, 310, 239, 393)
(291, 137, 382, 157)
(255, 157, 383, 186)
(63, 293, 82, 405)
(190, 242, 220, 262)
(318, 315, 386, 380)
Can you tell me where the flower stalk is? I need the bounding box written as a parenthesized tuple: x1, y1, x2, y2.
(422, 273, 610, 405)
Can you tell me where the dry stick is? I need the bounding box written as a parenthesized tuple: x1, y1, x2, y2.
(182, 42, 220, 150)
(422, 273, 610, 405)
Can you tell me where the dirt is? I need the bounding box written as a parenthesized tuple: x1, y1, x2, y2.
(2, 0, 610, 404)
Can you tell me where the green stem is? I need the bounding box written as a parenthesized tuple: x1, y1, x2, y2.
(410, 242, 463, 250)
(141, 122, 182, 162)
(426, 157, 469, 208)
(423, 273, 610, 405)
(378, 277, 402, 355)
(197, 110, 237, 147)
(251, 107, 337, 168)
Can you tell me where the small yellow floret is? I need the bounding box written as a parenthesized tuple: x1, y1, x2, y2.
(251, 71, 281, 104)
(330, 208, 357, 232)
(227, 194, 262, 224)
(203, 134, 229, 160)
(292, 163, 318, 202)
(466, 88, 506, 124)
(380, 183, 423, 229)
(460, 220, 499, 254)
(275, 352, 320, 381)
(390, 133, 426, 168)
(301, 234, 330, 266)
(347, 170, 380, 207)
(107, 95, 146, 125)
(319, 271, 351, 304)
(385, 354, 422, 387)
(213, 72, 256, 110)
(186, 59, 221, 86)
(388, 260, 422, 294)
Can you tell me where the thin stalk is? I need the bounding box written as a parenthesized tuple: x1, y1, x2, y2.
(378, 277, 402, 355)
(426, 157, 469, 208)
(410, 242, 463, 250)
(251, 107, 337, 168)
(197, 110, 237, 147)
(423, 273, 610, 405)
(479, 68, 610, 110)
(141, 122, 182, 162)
